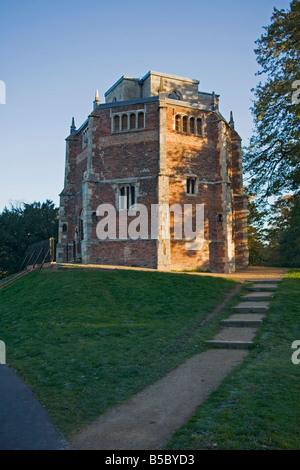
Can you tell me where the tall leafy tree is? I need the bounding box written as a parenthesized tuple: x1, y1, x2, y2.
(244, 0, 300, 200)
(0, 200, 58, 278)
(265, 194, 300, 266)
(246, 190, 268, 265)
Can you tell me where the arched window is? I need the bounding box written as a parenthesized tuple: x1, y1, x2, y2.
(138, 112, 144, 129)
(197, 118, 202, 136)
(175, 115, 181, 131)
(122, 114, 128, 131)
(189, 117, 195, 134)
(130, 113, 136, 130)
(182, 116, 188, 133)
(113, 115, 120, 132)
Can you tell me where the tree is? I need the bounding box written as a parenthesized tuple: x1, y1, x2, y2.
(244, 0, 300, 201)
(277, 196, 300, 266)
(265, 194, 300, 266)
(0, 200, 59, 278)
(246, 190, 268, 265)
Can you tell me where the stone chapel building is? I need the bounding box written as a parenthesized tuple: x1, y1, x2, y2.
(56, 71, 248, 273)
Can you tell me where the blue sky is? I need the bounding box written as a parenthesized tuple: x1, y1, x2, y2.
(0, 0, 292, 212)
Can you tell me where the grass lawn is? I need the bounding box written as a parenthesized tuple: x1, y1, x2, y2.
(0, 267, 237, 438)
(166, 270, 300, 450)
(0, 271, 26, 286)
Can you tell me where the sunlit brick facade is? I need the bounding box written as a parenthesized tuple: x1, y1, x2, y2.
(56, 71, 248, 273)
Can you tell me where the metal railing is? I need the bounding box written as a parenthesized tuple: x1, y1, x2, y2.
(19, 238, 56, 272)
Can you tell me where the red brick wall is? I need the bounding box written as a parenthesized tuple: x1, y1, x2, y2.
(86, 240, 157, 268)
(165, 105, 230, 272)
(58, 101, 160, 268)
(58, 98, 248, 272)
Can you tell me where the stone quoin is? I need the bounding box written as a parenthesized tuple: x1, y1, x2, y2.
(56, 71, 248, 273)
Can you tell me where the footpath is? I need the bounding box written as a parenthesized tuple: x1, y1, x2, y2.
(0, 266, 284, 450)
(69, 275, 282, 450)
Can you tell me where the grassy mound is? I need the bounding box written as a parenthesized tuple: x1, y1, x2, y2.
(0, 267, 236, 437)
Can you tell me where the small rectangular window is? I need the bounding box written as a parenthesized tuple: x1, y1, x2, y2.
(187, 178, 196, 195)
(119, 184, 136, 210)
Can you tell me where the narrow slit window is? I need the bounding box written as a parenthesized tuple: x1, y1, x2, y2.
(80, 219, 84, 240)
(182, 116, 188, 133)
(127, 187, 131, 209)
(131, 185, 136, 206)
(120, 186, 126, 210)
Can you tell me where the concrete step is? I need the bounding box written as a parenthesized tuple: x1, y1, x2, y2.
(206, 340, 253, 349)
(248, 284, 277, 292)
(232, 301, 269, 313)
(206, 326, 258, 349)
(241, 292, 273, 302)
(251, 279, 281, 284)
(222, 313, 265, 327)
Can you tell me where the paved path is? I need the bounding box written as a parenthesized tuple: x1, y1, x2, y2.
(69, 349, 248, 450)
(70, 274, 284, 450)
(0, 365, 69, 450)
